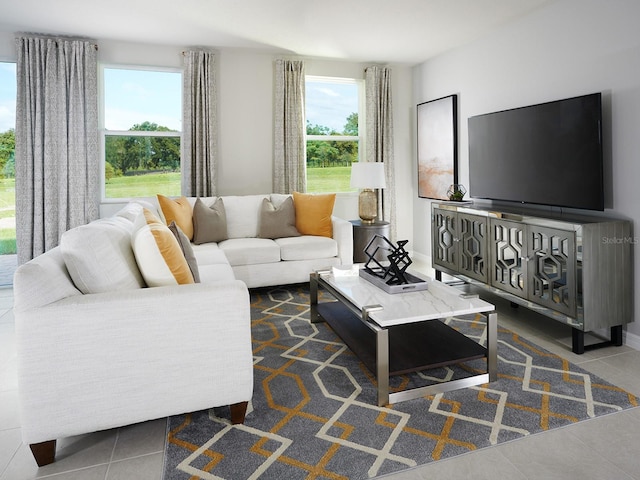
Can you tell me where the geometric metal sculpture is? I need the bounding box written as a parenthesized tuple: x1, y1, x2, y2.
(362, 234, 412, 285)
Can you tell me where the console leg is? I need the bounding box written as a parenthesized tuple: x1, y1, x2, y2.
(30, 440, 56, 466)
(611, 325, 623, 346)
(435, 270, 442, 282)
(230, 401, 248, 424)
(572, 328, 585, 355)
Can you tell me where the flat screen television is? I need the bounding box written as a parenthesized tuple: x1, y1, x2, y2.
(468, 92, 604, 211)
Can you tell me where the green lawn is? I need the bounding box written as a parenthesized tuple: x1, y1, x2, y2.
(0, 178, 16, 254)
(0, 178, 15, 210)
(0, 167, 354, 255)
(105, 172, 181, 198)
(105, 167, 355, 196)
(307, 166, 356, 193)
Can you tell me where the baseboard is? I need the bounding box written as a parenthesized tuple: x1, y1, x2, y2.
(409, 251, 431, 273)
(623, 330, 640, 351)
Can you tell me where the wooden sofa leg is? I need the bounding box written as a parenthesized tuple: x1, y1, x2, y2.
(230, 401, 248, 424)
(30, 440, 56, 466)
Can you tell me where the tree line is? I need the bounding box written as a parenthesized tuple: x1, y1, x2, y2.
(306, 112, 358, 168)
(0, 129, 15, 179)
(0, 112, 358, 181)
(106, 121, 180, 179)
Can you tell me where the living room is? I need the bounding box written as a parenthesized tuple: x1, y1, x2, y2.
(1, 0, 640, 479)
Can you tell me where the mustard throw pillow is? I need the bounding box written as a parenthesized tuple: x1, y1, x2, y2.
(292, 192, 336, 238)
(131, 209, 195, 287)
(157, 194, 194, 240)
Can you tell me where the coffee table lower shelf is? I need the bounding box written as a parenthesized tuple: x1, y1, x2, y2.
(316, 301, 494, 406)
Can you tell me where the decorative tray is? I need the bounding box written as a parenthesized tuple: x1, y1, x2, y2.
(359, 268, 428, 294)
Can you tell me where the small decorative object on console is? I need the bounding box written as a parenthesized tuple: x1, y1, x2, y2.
(359, 235, 428, 293)
(447, 184, 467, 201)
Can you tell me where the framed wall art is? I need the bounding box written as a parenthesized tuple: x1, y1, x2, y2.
(417, 94, 458, 200)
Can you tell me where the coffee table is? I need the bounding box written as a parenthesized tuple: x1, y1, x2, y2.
(310, 269, 497, 406)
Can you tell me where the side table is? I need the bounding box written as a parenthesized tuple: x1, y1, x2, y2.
(350, 220, 390, 263)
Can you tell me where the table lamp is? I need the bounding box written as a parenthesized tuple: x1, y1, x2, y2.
(350, 162, 386, 223)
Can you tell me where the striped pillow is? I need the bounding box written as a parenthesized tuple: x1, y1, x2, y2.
(131, 209, 195, 287)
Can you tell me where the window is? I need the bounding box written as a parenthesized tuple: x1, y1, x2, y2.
(305, 76, 364, 193)
(0, 62, 16, 256)
(101, 66, 182, 199)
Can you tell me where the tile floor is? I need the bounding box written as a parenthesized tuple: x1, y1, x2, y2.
(1, 266, 640, 479)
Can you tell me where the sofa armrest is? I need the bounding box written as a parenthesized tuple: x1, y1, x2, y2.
(15, 281, 253, 445)
(331, 216, 353, 265)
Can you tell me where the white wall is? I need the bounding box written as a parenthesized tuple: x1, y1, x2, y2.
(412, 0, 640, 343)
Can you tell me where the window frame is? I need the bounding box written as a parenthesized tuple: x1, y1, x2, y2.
(305, 75, 365, 194)
(99, 63, 183, 202)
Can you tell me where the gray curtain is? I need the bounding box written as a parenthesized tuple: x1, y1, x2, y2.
(182, 50, 217, 197)
(365, 65, 396, 240)
(15, 35, 99, 265)
(274, 59, 306, 194)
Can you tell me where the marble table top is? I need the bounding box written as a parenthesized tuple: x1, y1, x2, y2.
(320, 270, 495, 328)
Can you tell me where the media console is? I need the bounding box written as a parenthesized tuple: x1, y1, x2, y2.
(431, 202, 633, 354)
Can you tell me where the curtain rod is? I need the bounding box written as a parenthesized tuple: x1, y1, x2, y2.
(16, 33, 98, 49)
(181, 49, 218, 56)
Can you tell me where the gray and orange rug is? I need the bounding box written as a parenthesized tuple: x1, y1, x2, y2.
(163, 284, 638, 479)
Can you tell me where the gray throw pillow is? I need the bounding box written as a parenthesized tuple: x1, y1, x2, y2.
(167, 221, 201, 283)
(258, 196, 301, 239)
(192, 197, 228, 244)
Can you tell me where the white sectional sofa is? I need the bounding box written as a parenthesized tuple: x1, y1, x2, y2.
(14, 192, 353, 466)
(150, 193, 353, 288)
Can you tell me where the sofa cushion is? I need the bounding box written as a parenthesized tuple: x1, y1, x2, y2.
(193, 197, 228, 244)
(131, 209, 195, 287)
(292, 192, 336, 238)
(276, 236, 338, 261)
(258, 196, 300, 239)
(222, 195, 268, 239)
(269, 193, 293, 208)
(60, 217, 145, 294)
(157, 195, 194, 240)
(113, 200, 158, 223)
(197, 263, 237, 284)
(190, 243, 227, 266)
(219, 238, 280, 266)
(167, 221, 201, 283)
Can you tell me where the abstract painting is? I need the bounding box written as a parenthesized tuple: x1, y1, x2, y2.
(417, 94, 458, 200)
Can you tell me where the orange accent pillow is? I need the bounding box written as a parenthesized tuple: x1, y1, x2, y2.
(292, 192, 336, 238)
(157, 195, 194, 240)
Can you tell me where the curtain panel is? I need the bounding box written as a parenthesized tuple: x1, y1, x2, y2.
(365, 65, 396, 240)
(273, 59, 306, 194)
(182, 50, 218, 197)
(14, 35, 99, 265)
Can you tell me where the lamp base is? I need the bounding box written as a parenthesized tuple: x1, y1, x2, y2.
(358, 189, 378, 224)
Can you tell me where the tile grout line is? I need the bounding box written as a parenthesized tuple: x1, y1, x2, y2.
(103, 429, 120, 480)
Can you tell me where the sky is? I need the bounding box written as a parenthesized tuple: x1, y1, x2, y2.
(0, 63, 16, 133)
(104, 67, 182, 131)
(0, 64, 359, 134)
(305, 78, 359, 133)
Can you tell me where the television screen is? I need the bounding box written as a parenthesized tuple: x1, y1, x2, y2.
(468, 93, 604, 211)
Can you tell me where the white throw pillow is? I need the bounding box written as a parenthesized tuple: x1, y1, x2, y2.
(60, 217, 145, 294)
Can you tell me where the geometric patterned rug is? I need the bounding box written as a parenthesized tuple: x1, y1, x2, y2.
(163, 284, 638, 479)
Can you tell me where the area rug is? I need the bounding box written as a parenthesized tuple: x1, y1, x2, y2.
(163, 284, 638, 480)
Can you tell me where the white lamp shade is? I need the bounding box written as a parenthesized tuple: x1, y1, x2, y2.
(350, 162, 386, 189)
